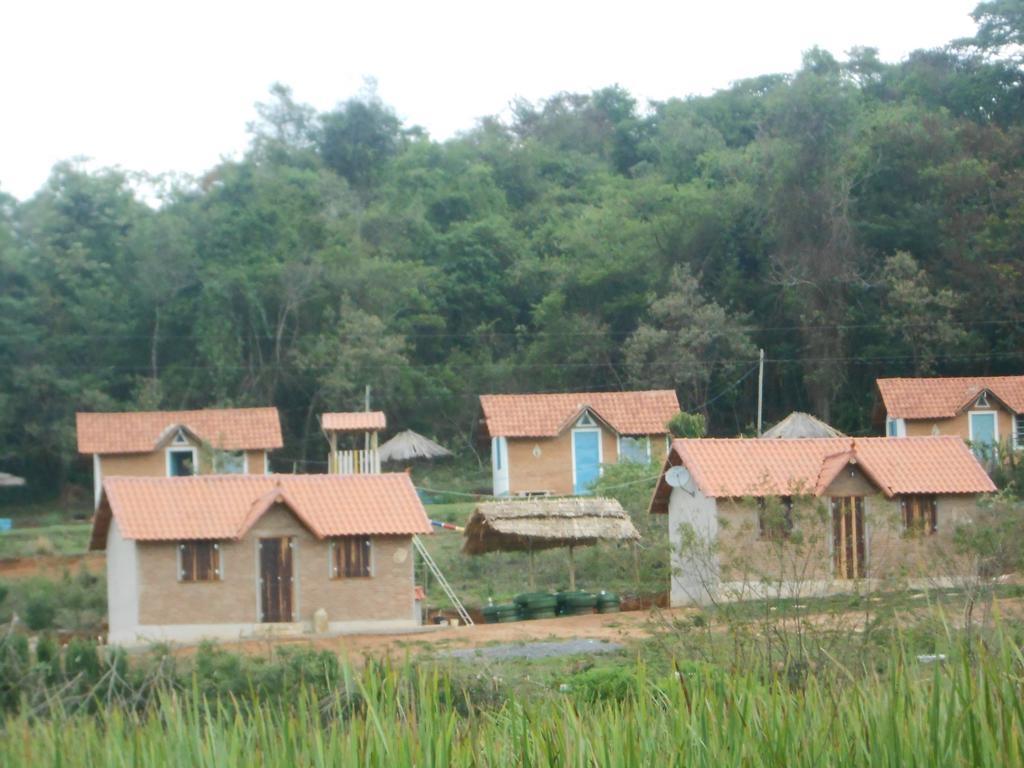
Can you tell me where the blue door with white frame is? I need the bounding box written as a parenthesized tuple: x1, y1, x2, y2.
(573, 430, 601, 494)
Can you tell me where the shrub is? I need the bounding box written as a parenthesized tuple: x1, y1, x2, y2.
(667, 411, 706, 439)
(567, 665, 638, 703)
(65, 637, 101, 687)
(23, 588, 57, 631)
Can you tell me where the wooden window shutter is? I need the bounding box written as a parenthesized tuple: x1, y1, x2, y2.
(180, 541, 220, 581)
(901, 496, 937, 536)
(333, 536, 372, 578)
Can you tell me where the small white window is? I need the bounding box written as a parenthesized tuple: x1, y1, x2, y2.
(618, 436, 650, 464)
(213, 450, 246, 474)
(577, 412, 595, 427)
(886, 417, 906, 437)
(1014, 414, 1023, 451)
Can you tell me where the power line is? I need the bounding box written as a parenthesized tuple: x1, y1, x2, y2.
(15, 349, 1024, 375)
(0, 316, 1020, 342)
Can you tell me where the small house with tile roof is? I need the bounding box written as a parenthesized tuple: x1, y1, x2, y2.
(649, 437, 996, 606)
(874, 376, 1024, 456)
(77, 408, 284, 507)
(92, 473, 432, 645)
(479, 390, 680, 496)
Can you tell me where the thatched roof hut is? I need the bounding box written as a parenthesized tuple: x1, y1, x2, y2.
(463, 497, 638, 554)
(760, 411, 844, 439)
(463, 497, 639, 589)
(378, 430, 453, 463)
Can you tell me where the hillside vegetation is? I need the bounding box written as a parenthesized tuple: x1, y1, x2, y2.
(2, 4, 1024, 500)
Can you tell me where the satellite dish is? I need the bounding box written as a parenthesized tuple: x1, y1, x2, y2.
(665, 466, 691, 489)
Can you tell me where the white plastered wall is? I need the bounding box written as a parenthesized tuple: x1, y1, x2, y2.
(105, 518, 140, 644)
(668, 484, 720, 606)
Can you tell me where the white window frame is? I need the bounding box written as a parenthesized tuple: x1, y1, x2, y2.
(617, 435, 651, 464)
(1014, 414, 1023, 452)
(968, 410, 998, 445)
(166, 446, 198, 477)
(570, 426, 603, 493)
(885, 417, 906, 437)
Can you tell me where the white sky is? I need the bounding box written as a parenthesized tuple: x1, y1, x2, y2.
(1, 0, 980, 201)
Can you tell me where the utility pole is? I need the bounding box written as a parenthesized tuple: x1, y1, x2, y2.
(364, 385, 371, 453)
(756, 348, 765, 436)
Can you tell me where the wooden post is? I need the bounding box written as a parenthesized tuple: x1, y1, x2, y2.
(529, 545, 536, 590)
(632, 541, 640, 590)
(568, 545, 576, 590)
(757, 348, 765, 436)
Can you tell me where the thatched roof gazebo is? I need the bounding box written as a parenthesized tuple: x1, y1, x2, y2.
(760, 411, 844, 439)
(378, 430, 453, 463)
(463, 497, 640, 589)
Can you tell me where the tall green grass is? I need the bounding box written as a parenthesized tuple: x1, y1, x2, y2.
(3, 639, 1024, 766)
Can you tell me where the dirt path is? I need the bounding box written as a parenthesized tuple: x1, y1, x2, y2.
(178, 609, 663, 660)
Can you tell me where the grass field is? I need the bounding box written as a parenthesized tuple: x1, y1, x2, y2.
(3, 626, 1024, 766)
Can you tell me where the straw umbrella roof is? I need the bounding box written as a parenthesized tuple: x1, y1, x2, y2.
(0, 472, 25, 487)
(378, 430, 453, 463)
(462, 497, 639, 555)
(760, 411, 845, 439)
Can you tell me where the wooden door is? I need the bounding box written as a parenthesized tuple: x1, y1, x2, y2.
(831, 497, 866, 579)
(259, 537, 294, 622)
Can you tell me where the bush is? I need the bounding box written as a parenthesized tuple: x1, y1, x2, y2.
(667, 411, 706, 439)
(567, 666, 638, 703)
(24, 588, 57, 631)
(65, 637, 101, 687)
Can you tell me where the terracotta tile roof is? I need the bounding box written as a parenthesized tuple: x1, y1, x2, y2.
(77, 408, 283, 454)
(650, 436, 994, 510)
(321, 411, 387, 432)
(91, 473, 432, 549)
(480, 390, 680, 438)
(877, 376, 1024, 419)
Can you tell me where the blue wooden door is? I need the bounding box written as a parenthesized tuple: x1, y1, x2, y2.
(573, 430, 601, 494)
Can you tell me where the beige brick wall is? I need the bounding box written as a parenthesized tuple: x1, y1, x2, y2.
(101, 445, 268, 480)
(903, 406, 1015, 444)
(135, 505, 414, 626)
(507, 430, 667, 495)
(715, 487, 980, 585)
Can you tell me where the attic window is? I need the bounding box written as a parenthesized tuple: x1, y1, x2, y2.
(576, 412, 596, 427)
(976, 391, 990, 408)
(179, 541, 221, 581)
(172, 428, 189, 445)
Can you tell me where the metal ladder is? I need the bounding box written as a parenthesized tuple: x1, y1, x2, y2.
(413, 535, 474, 626)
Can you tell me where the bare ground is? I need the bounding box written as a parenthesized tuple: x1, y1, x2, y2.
(0, 552, 104, 579)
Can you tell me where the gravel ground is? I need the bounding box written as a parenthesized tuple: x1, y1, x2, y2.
(438, 638, 624, 660)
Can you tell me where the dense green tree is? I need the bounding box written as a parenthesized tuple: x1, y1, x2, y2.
(3, 12, 1024, 496)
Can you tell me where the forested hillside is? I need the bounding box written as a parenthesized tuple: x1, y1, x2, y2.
(2, 3, 1023, 493)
